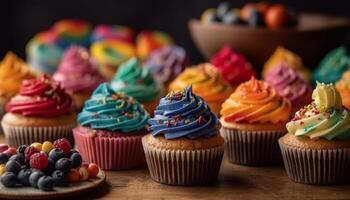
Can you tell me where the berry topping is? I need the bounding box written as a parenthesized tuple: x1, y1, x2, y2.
(53, 138, 72, 153)
(30, 153, 49, 170)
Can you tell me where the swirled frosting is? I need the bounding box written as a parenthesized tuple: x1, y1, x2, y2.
(6, 75, 73, 117)
(263, 46, 311, 81)
(336, 70, 350, 110)
(169, 63, 233, 104)
(78, 83, 149, 132)
(148, 86, 220, 139)
(90, 39, 136, 68)
(313, 46, 350, 84)
(220, 77, 291, 124)
(286, 82, 350, 140)
(210, 46, 256, 86)
(0, 52, 38, 99)
(53, 45, 104, 93)
(266, 64, 312, 109)
(110, 57, 161, 103)
(144, 45, 187, 85)
(91, 24, 134, 44)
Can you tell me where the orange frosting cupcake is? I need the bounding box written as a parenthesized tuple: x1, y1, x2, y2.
(336, 70, 350, 110)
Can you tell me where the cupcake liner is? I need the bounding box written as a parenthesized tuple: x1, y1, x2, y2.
(1, 122, 75, 147)
(279, 139, 350, 185)
(142, 137, 224, 185)
(73, 128, 146, 170)
(221, 127, 285, 166)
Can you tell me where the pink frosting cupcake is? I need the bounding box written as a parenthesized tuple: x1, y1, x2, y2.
(265, 63, 312, 113)
(53, 45, 104, 110)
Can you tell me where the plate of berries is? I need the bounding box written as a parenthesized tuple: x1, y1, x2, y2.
(0, 138, 106, 199)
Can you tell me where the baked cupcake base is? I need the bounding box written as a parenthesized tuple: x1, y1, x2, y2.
(73, 126, 147, 170)
(279, 133, 350, 185)
(142, 99, 160, 116)
(69, 91, 92, 111)
(142, 134, 224, 185)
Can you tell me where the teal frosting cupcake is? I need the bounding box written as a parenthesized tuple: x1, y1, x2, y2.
(313, 46, 350, 83)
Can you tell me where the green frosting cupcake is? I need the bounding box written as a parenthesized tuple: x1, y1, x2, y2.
(110, 57, 162, 103)
(313, 46, 350, 83)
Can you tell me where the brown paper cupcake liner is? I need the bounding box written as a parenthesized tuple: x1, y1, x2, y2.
(73, 129, 146, 170)
(279, 139, 350, 185)
(142, 137, 224, 185)
(221, 127, 285, 166)
(1, 122, 76, 147)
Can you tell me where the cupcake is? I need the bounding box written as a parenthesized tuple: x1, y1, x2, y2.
(136, 31, 173, 61)
(169, 63, 233, 115)
(265, 63, 312, 113)
(0, 52, 38, 118)
(53, 45, 104, 110)
(220, 77, 292, 165)
(336, 70, 350, 110)
(90, 39, 136, 80)
(143, 86, 224, 185)
(144, 45, 187, 89)
(262, 46, 311, 81)
(91, 24, 134, 44)
(313, 46, 350, 84)
(73, 83, 149, 170)
(279, 82, 350, 184)
(110, 57, 162, 114)
(210, 46, 256, 88)
(1, 75, 76, 147)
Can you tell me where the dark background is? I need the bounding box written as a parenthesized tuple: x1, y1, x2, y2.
(1, 0, 350, 65)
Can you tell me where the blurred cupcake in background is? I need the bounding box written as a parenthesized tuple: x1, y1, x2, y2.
(26, 30, 63, 74)
(110, 57, 162, 114)
(210, 46, 256, 88)
(91, 24, 134, 44)
(1, 75, 76, 147)
(220, 77, 291, 166)
(265, 64, 312, 113)
(313, 46, 350, 84)
(136, 30, 174, 61)
(144, 45, 187, 90)
(262, 46, 311, 81)
(0, 52, 38, 118)
(73, 83, 149, 170)
(52, 19, 92, 48)
(169, 63, 233, 115)
(280, 82, 350, 184)
(336, 70, 350, 110)
(90, 39, 136, 80)
(53, 45, 105, 110)
(143, 86, 224, 185)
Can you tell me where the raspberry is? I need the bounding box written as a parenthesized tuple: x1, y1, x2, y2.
(24, 146, 39, 161)
(53, 139, 71, 153)
(30, 153, 49, 170)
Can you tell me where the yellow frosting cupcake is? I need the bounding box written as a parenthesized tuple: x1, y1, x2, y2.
(336, 70, 350, 110)
(168, 63, 233, 115)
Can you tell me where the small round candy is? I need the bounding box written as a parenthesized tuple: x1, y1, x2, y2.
(0, 144, 9, 153)
(87, 163, 99, 178)
(240, 3, 256, 21)
(216, 2, 231, 18)
(0, 172, 18, 187)
(41, 141, 53, 153)
(38, 176, 54, 191)
(0, 164, 6, 176)
(79, 167, 89, 181)
(31, 143, 42, 152)
(67, 169, 80, 183)
(265, 4, 289, 29)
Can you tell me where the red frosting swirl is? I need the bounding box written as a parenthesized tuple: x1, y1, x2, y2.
(6, 75, 73, 117)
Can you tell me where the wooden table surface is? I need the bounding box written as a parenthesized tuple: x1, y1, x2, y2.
(1, 136, 350, 200)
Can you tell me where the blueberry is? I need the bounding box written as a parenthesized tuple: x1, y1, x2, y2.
(248, 8, 264, 27)
(48, 148, 64, 162)
(66, 149, 79, 157)
(29, 170, 45, 188)
(0, 172, 18, 187)
(0, 153, 9, 165)
(37, 176, 54, 191)
(55, 158, 72, 173)
(9, 154, 25, 165)
(217, 2, 231, 18)
(51, 170, 67, 186)
(44, 159, 55, 175)
(5, 160, 22, 174)
(17, 145, 27, 156)
(17, 169, 32, 186)
(70, 153, 82, 168)
(222, 12, 242, 25)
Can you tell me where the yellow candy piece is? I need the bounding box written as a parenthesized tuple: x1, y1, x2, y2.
(42, 141, 54, 153)
(0, 164, 6, 176)
(79, 167, 89, 181)
(31, 142, 42, 151)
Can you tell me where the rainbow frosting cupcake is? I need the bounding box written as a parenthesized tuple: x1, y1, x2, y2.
(280, 82, 350, 184)
(220, 77, 292, 165)
(110, 57, 162, 114)
(91, 24, 134, 44)
(53, 45, 105, 110)
(336, 70, 350, 110)
(210, 46, 256, 88)
(313, 46, 350, 84)
(143, 86, 224, 185)
(266, 64, 312, 113)
(73, 83, 149, 170)
(169, 63, 233, 115)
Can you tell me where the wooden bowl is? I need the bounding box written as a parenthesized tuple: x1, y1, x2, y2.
(189, 13, 350, 70)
